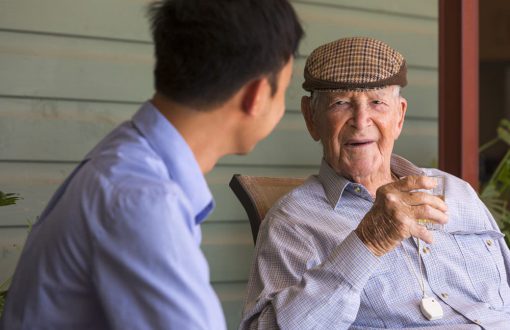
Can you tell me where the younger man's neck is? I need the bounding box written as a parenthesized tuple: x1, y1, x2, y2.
(151, 93, 229, 174)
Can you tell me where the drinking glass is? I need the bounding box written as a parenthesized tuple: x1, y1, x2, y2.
(416, 175, 445, 231)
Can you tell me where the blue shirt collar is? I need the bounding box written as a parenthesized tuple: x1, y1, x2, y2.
(132, 101, 214, 224)
(318, 154, 424, 209)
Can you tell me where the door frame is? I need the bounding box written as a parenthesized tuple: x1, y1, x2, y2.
(439, 0, 479, 190)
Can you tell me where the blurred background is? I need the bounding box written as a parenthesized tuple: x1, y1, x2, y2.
(479, 0, 510, 184)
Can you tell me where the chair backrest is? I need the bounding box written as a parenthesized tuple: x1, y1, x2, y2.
(229, 174, 305, 244)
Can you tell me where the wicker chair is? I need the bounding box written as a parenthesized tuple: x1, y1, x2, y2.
(229, 174, 305, 244)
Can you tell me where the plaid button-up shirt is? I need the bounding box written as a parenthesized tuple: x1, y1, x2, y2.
(240, 155, 510, 329)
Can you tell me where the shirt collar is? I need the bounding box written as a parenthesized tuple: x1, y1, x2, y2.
(132, 101, 214, 224)
(318, 159, 351, 209)
(318, 154, 425, 209)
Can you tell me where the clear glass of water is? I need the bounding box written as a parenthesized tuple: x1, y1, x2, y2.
(416, 175, 445, 231)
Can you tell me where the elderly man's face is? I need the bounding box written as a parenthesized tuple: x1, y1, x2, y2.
(302, 86, 407, 179)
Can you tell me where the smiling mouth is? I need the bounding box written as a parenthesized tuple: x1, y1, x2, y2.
(344, 140, 374, 147)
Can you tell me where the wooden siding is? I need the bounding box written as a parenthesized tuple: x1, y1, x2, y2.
(0, 1, 438, 328)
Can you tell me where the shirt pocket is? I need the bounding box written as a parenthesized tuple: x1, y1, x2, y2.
(451, 229, 507, 304)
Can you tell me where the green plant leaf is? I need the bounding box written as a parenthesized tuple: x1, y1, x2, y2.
(498, 119, 510, 146)
(0, 192, 22, 207)
(481, 186, 509, 223)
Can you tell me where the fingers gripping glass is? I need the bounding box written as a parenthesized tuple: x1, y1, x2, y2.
(416, 175, 445, 231)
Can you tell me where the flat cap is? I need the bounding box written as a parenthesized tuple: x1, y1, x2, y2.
(302, 37, 407, 92)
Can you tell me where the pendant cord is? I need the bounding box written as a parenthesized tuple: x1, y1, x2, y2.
(401, 238, 426, 298)
(417, 239, 426, 298)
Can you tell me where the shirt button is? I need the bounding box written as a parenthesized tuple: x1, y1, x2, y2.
(473, 319, 481, 325)
(422, 247, 430, 254)
(486, 239, 493, 246)
(354, 186, 361, 194)
(441, 293, 448, 299)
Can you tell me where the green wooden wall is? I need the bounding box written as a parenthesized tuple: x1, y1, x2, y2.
(0, 0, 437, 328)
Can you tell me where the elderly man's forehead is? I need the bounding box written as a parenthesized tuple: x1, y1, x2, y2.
(319, 86, 398, 99)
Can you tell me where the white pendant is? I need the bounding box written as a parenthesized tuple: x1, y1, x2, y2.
(420, 296, 444, 321)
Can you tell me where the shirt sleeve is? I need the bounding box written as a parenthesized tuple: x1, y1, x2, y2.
(91, 182, 226, 330)
(239, 212, 381, 330)
(473, 183, 510, 288)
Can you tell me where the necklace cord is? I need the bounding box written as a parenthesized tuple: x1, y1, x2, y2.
(401, 238, 426, 298)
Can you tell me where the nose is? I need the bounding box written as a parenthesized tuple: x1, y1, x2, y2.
(349, 102, 371, 129)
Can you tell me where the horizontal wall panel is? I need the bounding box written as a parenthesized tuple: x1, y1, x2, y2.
(0, 0, 437, 65)
(299, 0, 437, 19)
(0, 11, 436, 103)
(220, 112, 321, 166)
(0, 1, 436, 45)
(394, 119, 438, 167)
(0, 32, 437, 118)
(0, 31, 153, 102)
(403, 69, 438, 119)
(0, 30, 436, 121)
(0, 163, 316, 226)
(295, 3, 438, 67)
(0, 0, 152, 42)
(201, 223, 253, 282)
(0, 101, 320, 165)
(0, 98, 137, 161)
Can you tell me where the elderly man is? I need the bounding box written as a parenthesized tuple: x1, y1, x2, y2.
(239, 37, 510, 329)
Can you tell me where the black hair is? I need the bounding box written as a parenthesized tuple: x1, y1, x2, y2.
(148, 0, 304, 109)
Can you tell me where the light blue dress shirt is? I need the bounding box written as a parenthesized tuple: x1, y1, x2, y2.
(240, 156, 510, 329)
(1, 102, 226, 330)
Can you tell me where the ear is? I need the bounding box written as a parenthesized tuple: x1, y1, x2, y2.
(394, 96, 407, 139)
(241, 78, 268, 116)
(301, 96, 321, 141)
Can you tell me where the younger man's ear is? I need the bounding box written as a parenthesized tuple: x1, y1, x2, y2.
(301, 96, 320, 141)
(241, 78, 267, 116)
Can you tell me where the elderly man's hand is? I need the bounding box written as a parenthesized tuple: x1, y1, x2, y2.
(354, 176, 448, 257)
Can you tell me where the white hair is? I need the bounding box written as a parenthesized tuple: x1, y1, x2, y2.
(392, 85, 401, 97)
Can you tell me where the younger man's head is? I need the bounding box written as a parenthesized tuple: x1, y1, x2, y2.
(148, 0, 304, 110)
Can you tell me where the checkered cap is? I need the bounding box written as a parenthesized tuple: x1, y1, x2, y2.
(302, 37, 407, 91)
